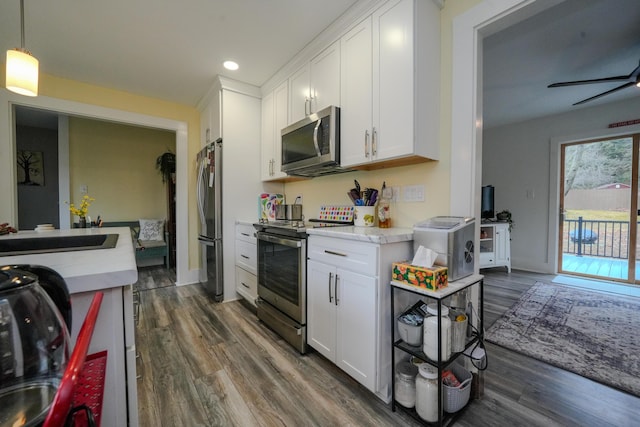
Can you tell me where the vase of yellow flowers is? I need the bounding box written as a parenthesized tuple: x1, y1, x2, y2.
(68, 195, 95, 228)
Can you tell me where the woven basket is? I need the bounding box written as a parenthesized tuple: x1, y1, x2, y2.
(443, 363, 472, 413)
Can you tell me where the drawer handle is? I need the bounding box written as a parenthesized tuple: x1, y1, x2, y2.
(324, 250, 347, 257)
(241, 281, 250, 288)
(241, 232, 250, 237)
(241, 254, 250, 259)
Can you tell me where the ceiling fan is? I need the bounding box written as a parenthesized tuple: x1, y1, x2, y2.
(548, 59, 640, 105)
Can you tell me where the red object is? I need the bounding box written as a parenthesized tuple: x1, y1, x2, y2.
(43, 292, 104, 427)
(71, 350, 108, 426)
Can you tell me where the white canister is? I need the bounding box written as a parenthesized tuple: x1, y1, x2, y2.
(416, 363, 439, 422)
(423, 304, 451, 361)
(394, 361, 418, 408)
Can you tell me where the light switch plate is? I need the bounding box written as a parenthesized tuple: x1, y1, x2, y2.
(404, 185, 425, 202)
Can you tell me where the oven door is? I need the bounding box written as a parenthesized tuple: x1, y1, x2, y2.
(256, 231, 306, 324)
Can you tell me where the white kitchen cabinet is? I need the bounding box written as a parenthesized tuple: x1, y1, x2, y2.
(261, 81, 288, 180)
(70, 285, 137, 427)
(235, 222, 258, 305)
(340, 0, 440, 168)
(479, 222, 511, 272)
(307, 234, 411, 402)
(289, 41, 341, 123)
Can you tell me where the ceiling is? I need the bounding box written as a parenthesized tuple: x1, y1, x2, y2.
(0, 0, 359, 106)
(484, 0, 640, 129)
(3, 0, 640, 130)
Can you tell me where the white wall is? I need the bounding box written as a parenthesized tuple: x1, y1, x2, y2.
(483, 96, 640, 273)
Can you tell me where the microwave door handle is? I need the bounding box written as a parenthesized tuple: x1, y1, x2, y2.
(313, 119, 322, 157)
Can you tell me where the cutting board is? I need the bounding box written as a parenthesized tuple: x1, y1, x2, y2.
(258, 193, 284, 221)
(317, 205, 354, 223)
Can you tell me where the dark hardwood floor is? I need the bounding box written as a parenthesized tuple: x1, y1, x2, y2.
(133, 266, 640, 426)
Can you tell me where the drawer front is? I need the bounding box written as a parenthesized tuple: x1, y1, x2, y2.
(235, 240, 257, 273)
(236, 223, 257, 243)
(479, 252, 494, 266)
(236, 266, 257, 303)
(308, 235, 378, 276)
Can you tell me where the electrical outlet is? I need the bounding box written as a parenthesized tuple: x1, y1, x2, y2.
(391, 186, 400, 203)
(404, 184, 425, 202)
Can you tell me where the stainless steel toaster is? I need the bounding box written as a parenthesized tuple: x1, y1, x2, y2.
(413, 216, 475, 281)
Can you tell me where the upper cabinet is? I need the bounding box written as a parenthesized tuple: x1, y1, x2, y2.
(261, 81, 288, 181)
(341, 0, 440, 168)
(289, 40, 341, 124)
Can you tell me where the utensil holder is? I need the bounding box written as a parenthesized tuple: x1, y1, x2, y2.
(354, 206, 376, 227)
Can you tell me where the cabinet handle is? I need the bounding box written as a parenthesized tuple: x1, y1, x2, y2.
(241, 232, 250, 237)
(305, 97, 310, 116)
(364, 130, 370, 158)
(328, 272, 334, 303)
(241, 281, 250, 289)
(206, 128, 210, 143)
(335, 274, 340, 306)
(372, 127, 377, 156)
(241, 254, 250, 259)
(324, 249, 347, 257)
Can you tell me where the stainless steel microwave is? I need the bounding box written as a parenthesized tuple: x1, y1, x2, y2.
(280, 105, 351, 177)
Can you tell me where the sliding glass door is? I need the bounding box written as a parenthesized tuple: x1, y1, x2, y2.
(559, 135, 639, 283)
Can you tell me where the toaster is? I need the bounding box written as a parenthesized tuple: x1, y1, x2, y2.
(413, 216, 475, 281)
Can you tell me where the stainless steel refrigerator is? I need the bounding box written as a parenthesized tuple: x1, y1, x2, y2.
(196, 138, 223, 301)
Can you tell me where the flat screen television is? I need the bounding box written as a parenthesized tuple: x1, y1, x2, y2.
(481, 185, 494, 219)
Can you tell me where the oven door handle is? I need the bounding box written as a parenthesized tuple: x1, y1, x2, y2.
(258, 233, 302, 248)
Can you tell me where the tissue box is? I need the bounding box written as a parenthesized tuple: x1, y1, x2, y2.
(392, 262, 448, 291)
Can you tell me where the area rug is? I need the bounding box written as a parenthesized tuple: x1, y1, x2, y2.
(485, 282, 640, 396)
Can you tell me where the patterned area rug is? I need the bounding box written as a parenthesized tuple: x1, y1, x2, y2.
(485, 282, 640, 396)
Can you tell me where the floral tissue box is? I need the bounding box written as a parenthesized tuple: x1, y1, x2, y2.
(392, 262, 448, 291)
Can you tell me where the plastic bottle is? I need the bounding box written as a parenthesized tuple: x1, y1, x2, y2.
(377, 186, 393, 228)
(415, 363, 439, 422)
(423, 303, 451, 361)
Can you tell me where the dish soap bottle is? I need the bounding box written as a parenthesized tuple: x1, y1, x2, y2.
(378, 182, 392, 228)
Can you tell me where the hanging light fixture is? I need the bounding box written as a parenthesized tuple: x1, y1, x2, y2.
(6, 0, 38, 96)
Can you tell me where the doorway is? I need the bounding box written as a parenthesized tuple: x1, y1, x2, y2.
(559, 134, 640, 283)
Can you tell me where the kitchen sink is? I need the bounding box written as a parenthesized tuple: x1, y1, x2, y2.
(0, 234, 119, 256)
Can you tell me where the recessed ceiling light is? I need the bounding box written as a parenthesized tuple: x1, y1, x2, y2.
(223, 61, 239, 71)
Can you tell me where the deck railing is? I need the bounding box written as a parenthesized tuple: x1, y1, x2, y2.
(563, 217, 634, 259)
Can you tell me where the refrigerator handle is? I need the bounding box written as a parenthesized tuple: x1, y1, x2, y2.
(196, 158, 206, 226)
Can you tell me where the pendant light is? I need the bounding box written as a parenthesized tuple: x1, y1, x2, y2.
(6, 0, 38, 96)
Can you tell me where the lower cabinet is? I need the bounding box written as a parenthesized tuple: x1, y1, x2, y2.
(69, 285, 137, 427)
(235, 223, 258, 305)
(307, 260, 377, 390)
(479, 222, 511, 272)
(307, 234, 411, 401)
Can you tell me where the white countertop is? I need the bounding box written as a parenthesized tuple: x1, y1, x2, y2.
(0, 227, 138, 294)
(306, 226, 413, 244)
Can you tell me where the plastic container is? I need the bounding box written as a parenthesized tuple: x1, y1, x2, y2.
(415, 363, 439, 422)
(394, 361, 418, 408)
(451, 311, 468, 353)
(443, 363, 473, 413)
(397, 309, 424, 346)
(423, 304, 451, 361)
(377, 187, 393, 228)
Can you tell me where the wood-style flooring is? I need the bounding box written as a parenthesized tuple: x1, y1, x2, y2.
(133, 266, 640, 426)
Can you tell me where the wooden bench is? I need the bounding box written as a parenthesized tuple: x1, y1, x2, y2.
(101, 221, 170, 268)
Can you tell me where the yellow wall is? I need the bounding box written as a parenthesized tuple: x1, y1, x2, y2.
(68, 117, 175, 222)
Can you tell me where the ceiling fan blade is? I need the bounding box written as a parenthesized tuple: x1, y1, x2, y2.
(548, 75, 631, 88)
(572, 81, 636, 105)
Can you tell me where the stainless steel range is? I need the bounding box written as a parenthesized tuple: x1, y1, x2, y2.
(253, 219, 350, 354)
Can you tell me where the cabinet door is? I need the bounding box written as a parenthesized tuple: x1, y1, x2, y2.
(260, 91, 275, 180)
(336, 268, 377, 392)
(340, 16, 373, 167)
(307, 260, 337, 361)
(288, 63, 311, 124)
(260, 82, 288, 181)
(495, 223, 511, 264)
(272, 81, 288, 178)
(310, 40, 341, 113)
(373, 0, 414, 161)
